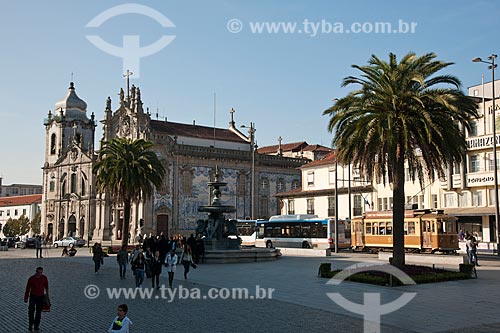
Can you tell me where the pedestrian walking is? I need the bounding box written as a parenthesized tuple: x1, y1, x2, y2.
(144, 247, 153, 279)
(35, 236, 43, 259)
(132, 252, 146, 287)
(151, 251, 163, 289)
(108, 303, 132, 333)
(165, 249, 178, 288)
(92, 242, 104, 274)
(24, 266, 49, 332)
(180, 244, 195, 280)
(116, 245, 129, 279)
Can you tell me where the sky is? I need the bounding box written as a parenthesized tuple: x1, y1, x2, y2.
(0, 0, 498, 184)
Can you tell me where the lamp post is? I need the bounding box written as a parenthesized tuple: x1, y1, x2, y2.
(241, 123, 256, 219)
(473, 54, 499, 256)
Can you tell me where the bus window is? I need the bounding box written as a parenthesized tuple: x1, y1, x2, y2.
(365, 222, 372, 235)
(373, 223, 379, 235)
(386, 222, 393, 235)
(291, 224, 301, 237)
(302, 224, 311, 237)
(408, 222, 415, 235)
(272, 226, 281, 237)
(258, 225, 265, 238)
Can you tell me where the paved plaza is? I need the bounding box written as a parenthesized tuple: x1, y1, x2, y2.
(1, 248, 500, 332)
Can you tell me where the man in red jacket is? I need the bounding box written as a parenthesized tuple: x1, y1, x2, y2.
(24, 266, 49, 332)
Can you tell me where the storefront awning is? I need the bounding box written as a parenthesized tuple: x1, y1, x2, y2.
(444, 207, 495, 216)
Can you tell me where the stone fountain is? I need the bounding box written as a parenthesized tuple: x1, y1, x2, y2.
(195, 167, 279, 262)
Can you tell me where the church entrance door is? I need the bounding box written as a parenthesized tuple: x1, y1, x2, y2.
(157, 215, 168, 237)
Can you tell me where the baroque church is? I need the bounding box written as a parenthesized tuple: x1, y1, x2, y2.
(41, 82, 307, 243)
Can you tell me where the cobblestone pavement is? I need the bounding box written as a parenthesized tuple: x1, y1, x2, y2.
(1, 248, 500, 332)
(0, 248, 406, 333)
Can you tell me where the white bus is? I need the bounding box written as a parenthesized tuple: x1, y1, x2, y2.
(234, 219, 257, 246)
(255, 214, 350, 249)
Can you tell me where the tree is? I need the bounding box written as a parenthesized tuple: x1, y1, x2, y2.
(2, 218, 15, 236)
(2, 215, 30, 237)
(16, 215, 31, 236)
(323, 52, 478, 266)
(93, 137, 165, 247)
(31, 212, 41, 235)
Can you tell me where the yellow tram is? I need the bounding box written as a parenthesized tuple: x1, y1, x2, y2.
(351, 209, 459, 253)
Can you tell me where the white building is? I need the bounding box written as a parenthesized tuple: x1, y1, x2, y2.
(0, 194, 42, 238)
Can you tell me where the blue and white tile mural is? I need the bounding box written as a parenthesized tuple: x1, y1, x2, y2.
(153, 163, 301, 232)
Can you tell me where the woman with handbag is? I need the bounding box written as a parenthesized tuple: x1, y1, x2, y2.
(180, 244, 195, 280)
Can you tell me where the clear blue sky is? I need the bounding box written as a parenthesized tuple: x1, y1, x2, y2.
(0, 0, 498, 184)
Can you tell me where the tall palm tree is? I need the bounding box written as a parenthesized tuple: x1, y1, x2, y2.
(93, 137, 165, 247)
(324, 52, 478, 266)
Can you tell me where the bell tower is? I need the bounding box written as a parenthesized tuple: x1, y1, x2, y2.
(41, 82, 96, 242)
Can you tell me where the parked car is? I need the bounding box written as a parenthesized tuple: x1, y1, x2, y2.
(53, 237, 85, 248)
(16, 237, 36, 249)
(2, 237, 17, 248)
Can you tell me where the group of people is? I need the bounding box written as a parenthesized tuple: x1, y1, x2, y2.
(138, 233, 206, 265)
(120, 242, 197, 288)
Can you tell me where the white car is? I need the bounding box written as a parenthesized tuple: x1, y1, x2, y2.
(53, 237, 85, 248)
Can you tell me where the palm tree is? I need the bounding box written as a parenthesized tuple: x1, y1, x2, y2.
(324, 52, 478, 266)
(93, 137, 165, 247)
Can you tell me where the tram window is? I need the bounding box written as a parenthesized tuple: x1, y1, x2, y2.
(386, 222, 393, 235)
(404, 222, 408, 235)
(365, 222, 372, 235)
(437, 221, 443, 233)
(373, 223, 379, 235)
(432, 222, 435, 232)
(379, 222, 386, 235)
(408, 222, 416, 235)
(446, 221, 455, 234)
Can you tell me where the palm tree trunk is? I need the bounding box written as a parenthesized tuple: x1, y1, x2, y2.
(392, 147, 406, 267)
(121, 200, 131, 248)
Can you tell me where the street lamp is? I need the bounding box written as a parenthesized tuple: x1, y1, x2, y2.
(241, 123, 256, 219)
(473, 54, 499, 256)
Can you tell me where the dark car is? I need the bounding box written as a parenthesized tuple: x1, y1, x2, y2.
(16, 237, 36, 249)
(1, 237, 16, 248)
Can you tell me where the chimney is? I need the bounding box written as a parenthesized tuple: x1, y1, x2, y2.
(193, 120, 196, 126)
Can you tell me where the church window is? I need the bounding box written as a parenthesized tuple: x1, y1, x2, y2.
(81, 178, 86, 196)
(71, 173, 77, 194)
(260, 178, 269, 190)
(49, 181, 55, 192)
(259, 195, 268, 218)
(50, 134, 56, 155)
(237, 174, 248, 196)
(276, 178, 285, 193)
(62, 180, 67, 196)
(181, 170, 192, 196)
(291, 180, 300, 190)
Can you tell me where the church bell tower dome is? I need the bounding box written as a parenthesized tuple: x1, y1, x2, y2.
(54, 82, 88, 119)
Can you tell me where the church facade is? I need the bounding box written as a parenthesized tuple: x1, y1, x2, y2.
(41, 83, 305, 243)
